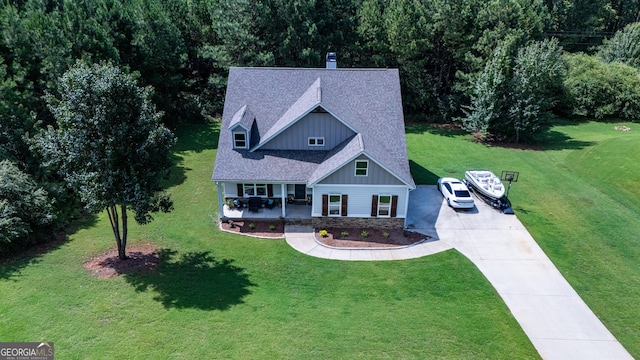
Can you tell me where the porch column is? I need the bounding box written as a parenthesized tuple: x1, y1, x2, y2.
(216, 181, 225, 220)
(403, 187, 411, 228)
(281, 183, 286, 218)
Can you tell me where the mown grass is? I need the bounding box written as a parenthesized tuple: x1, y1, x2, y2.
(407, 120, 640, 357)
(0, 122, 538, 359)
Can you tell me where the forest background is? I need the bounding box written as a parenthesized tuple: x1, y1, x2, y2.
(1, 0, 639, 250)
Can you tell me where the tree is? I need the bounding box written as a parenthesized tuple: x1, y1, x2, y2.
(506, 38, 565, 142)
(0, 160, 54, 249)
(599, 22, 640, 69)
(462, 38, 565, 142)
(563, 53, 640, 119)
(461, 37, 516, 135)
(34, 62, 176, 260)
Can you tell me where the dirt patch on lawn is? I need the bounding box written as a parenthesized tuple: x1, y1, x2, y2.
(220, 220, 285, 238)
(316, 228, 427, 248)
(84, 242, 160, 279)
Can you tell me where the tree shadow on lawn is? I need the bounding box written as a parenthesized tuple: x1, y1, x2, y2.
(124, 249, 255, 311)
(0, 214, 98, 281)
(172, 122, 220, 153)
(534, 129, 595, 151)
(405, 122, 467, 137)
(405, 121, 594, 151)
(162, 122, 220, 189)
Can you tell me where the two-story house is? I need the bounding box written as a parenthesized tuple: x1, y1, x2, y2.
(212, 63, 416, 229)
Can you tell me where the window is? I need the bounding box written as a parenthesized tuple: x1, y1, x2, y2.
(308, 137, 325, 146)
(243, 184, 267, 197)
(378, 195, 391, 217)
(233, 131, 247, 148)
(355, 160, 368, 176)
(329, 194, 341, 216)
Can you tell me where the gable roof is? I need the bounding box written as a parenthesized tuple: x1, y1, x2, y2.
(228, 105, 254, 131)
(212, 67, 415, 188)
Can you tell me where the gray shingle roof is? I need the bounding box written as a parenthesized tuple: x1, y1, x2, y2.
(212, 67, 415, 188)
(228, 105, 254, 131)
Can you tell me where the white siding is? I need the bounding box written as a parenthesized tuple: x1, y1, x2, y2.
(223, 182, 284, 197)
(312, 184, 409, 218)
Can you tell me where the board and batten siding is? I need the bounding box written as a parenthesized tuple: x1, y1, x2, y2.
(318, 154, 405, 185)
(260, 113, 355, 150)
(312, 184, 409, 218)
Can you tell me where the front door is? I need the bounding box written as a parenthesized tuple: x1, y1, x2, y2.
(294, 184, 306, 200)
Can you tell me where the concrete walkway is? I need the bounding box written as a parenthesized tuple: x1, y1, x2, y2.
(285, 186, 633, 360)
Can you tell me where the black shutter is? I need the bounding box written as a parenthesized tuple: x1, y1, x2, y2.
(391, 195, 398, 217)
(341, 195, 348, 216)
(237, 184, 244, 197)
(371, 195, 378, 217)
(322, 195, 328, 216)
(267, 184, 274, 197)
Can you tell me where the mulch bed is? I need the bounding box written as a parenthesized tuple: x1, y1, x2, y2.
(219, 220, 426, 248)
(315, 228, 426, 248)
(220, 220, 285, 238)
(83, 242, 160, 279)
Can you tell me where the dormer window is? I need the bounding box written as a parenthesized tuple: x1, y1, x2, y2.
(233, 131, 247, 149)
(308, 137, 325, 147)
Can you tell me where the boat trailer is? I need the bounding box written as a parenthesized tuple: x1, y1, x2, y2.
(464, 179, 515, 214)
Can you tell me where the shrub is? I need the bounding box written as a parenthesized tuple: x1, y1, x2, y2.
(563, 53, 640, 120)
(360, 230, 369, 238)
(319, 229, 328, 238)
(268, 224, 276, 230)
(0, 160, 54, 249)
(248, 223, 255, 230)
(383, 231, 390, 238)
(341, 231, 349, 238)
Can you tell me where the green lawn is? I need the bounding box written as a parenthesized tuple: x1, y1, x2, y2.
(0, 122, 537, 359)
(407, 120, 640, 357)
(2, 120, 638, 358)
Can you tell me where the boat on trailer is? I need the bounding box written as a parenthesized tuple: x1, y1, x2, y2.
(464, 170, 505, 200)
(464, 170, 514, 214)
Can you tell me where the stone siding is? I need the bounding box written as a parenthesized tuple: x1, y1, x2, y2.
(312, 217, 404, 229)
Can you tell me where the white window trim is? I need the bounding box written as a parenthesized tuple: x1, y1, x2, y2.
(328, 194, 341, 216)
(308, 137, 325, 147)
(233, 131, 248, 149)
(378, 195, 391, 218)
(244, 183, 267, 197)
(355, 160, 369, 176)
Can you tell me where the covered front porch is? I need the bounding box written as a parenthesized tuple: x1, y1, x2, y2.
(221, 202, 312, 220)
(216, 181, 313, 221)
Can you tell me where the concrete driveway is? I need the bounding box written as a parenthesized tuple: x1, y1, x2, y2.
(406, 186, 632, 360)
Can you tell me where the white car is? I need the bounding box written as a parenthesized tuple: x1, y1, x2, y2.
(437, 177, 475, 209)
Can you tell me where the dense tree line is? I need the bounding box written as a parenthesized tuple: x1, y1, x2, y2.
(1, 0, 639, 251)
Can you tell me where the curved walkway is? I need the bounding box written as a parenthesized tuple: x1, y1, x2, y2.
(284, 186, 632, 360)
(285, 226, 452, 261)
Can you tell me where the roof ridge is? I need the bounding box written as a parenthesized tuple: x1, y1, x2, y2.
(228, 104, 247, 129)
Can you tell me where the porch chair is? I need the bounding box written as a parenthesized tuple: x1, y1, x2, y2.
(248, 197, 262, 212)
